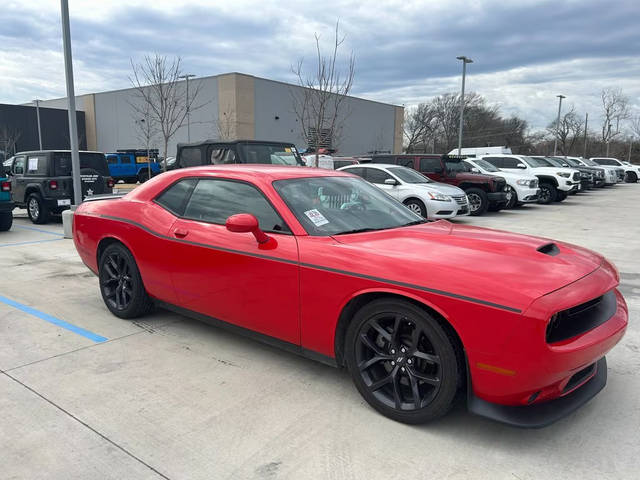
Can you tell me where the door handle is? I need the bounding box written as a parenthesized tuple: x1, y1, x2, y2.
(174, 228, 189, 238)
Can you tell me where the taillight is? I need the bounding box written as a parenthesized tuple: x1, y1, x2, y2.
(1, 181, 10, 192)
(49, 180, 58, 190)
(107, 177, 115, 188)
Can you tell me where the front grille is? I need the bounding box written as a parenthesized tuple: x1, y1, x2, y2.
(580, 172, 589, 179)
(530, 179, 539, 188)
(546, 290, 617, 343)
(572, 172, 581, 181)
(451, 195, 467, 205)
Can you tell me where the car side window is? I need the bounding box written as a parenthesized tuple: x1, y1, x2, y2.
(13, 156, 26, 174)
(210, 148, 236, 164)
(396, 157, 414, 168)
(419, 157, 441, 172)
(365, 169, 394, 184)
(155, 178, 198, 216)
(343, 167, 366, 178)
(180, 147, 203, 167)
(183, 179, 289, 233)
(120, 155, 133, 164)
(483, 157, 503, 168)
(501, 157, 520, 168)
(106, 155, 117, 165)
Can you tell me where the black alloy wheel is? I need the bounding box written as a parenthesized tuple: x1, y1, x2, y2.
(99, 243, 152, 319)
(537, 183, 556, 204)
(345, 299, 459, 424)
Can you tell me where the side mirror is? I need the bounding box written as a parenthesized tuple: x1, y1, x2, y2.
(226, 213, 270, 244)
(384, 178, 398, 186)
(516, 163, 526, 169)
(470, 167, 480, 174)
(3, 165, 12, 175)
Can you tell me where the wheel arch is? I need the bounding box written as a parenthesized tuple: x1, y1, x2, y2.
(333, 289, 465, 369)
(96, 235, 135, 269)
(24, 185, 43, 202)
(536, 175, 558, 187)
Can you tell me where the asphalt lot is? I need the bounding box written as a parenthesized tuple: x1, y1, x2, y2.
(1, 185, 639, 480)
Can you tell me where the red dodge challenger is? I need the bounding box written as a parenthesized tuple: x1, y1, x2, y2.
(73, 165, 628, 427)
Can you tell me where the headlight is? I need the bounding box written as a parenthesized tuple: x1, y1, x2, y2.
(427, 192, 451, 201)
(557, 172, 570, 178)
(516, 179, 531, 186)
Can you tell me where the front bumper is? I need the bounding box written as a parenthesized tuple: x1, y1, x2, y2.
(558, 180, 580, 192)
(487, 191, 508, 206)
(514, 186, 539, 203)
(468, 357, 607, 428)
(0, 201, 14, 213)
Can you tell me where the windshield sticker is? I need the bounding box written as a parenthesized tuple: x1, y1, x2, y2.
(304, 209, 329, 226)
(284, 147, 292, 153)
(28, 157, 38, 172)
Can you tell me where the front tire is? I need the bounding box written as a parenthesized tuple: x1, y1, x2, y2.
(466, 188, 488, 216)
(626, 172, 638, 183)
(0, 211, 12, 231)
(537, 183, 557, 204)
(403, 198, 427, 218)
(345, 299, 460, 424)
(505, 191, 518, 209)
(26, 193, 50, 224)
(99, 243, 152, 319)
(556, 190, 568, 202)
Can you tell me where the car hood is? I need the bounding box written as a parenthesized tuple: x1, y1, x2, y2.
(529, 166, 577, 176)
(330, 221, 603, 312)
(411, 182, 466, 196)
(488, 170, 537, 182)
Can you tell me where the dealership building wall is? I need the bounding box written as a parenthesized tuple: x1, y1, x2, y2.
(37, 73, 403, 157)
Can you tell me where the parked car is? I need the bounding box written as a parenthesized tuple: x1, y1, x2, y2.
(176, 140, 305, 169)
(0, 169, 13, 231)
(370, 154, 511, 216)
(556, 157, 606, 188)
(463, 158, 539, 208)
(544, 157, 593, 190)
(106, 149, 162, 183)
(332, 157, 361, 169)
(337, 163, 470, 219)
(479, 154, 580, 204)
(576, 158, 619, 185)
(72, 164, 628, 427)
(5, 150, 114, 224)
(590, 157, 638, 183)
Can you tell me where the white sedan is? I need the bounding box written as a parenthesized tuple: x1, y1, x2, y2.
(337, 164, 470, 219)
(464, 158, 539, 208)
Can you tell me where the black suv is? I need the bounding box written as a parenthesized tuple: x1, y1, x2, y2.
(6, 150, 114, 224)
(175, 140, 305, 169)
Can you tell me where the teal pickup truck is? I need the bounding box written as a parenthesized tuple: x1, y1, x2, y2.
(1, 166, 14, 231)
(106, 149, 162, 183)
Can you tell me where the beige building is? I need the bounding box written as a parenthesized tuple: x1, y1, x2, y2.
(38, 72, 403, 157)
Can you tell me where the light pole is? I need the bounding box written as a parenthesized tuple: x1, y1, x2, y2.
(33, 99, 43, 149)
(456, 56, 473, 155)
(179, 73, 196, 142)
(553, 94, 566, 156)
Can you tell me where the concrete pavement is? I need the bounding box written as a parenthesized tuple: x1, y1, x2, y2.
(1, 185, 639, 480)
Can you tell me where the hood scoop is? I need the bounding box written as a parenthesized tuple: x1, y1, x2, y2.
(537, 242, 560, 256)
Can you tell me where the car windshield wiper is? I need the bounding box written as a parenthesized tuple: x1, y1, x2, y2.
(401, 220, 428, 227)
(333, 227, 381, 235)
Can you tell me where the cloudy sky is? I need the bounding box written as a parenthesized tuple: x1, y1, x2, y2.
(1, 0, 638, 130)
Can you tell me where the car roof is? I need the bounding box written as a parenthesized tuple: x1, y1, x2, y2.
(176, 139, 296, 148)
(167, 164, 349, 180)
(14, 150, 104, 155)
(340, 163, 403, 169)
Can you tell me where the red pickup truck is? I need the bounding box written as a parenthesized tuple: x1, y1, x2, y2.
(369, 154, 511, 215)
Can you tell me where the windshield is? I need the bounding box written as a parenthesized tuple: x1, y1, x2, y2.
(238, 143, 304, 166)
(544, 157, 566, 168)
(525, 156, 553, 168)
(473, 159, 500, 172)
(582, 158, 598, 166)
(273, 176, 423, 236)
(53, 152, 110, 176)
(444, 160, 470, 173)
(563, 158, 581, 167)
(592, 158, 620, 166)
(387, 166, 432, 183)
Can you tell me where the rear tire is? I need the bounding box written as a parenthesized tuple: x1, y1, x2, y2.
(403, 198, 427, 218)
(537, 183, 557, 204)
(626, 172, 638, 183)
(99, 243, 152, 319)
(344, 298, 460, 424)
(26, 193, 50, 224)
(466, 188, 488, 216)
(0, 211, 12, 231)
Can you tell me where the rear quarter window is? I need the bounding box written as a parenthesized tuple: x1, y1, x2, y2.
(53, 153, 110, 176)
(179, 147, 204, 167)
(155, 178, 198, 216)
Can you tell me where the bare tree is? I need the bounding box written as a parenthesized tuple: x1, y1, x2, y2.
(130, 54, 201, 171)
(291, 21, 355, 166)
(0, 125, 22, 156)
(630, 114, 640, 139)
(600, 88, 629, 154)
(130, 99, 160, 181)
(404, 103, 437, 153)
(214, 102, 236, 140)
(546, 106, 583, 155)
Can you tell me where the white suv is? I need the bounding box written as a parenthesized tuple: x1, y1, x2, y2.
(591, 157, 639, 183)
(479, 154, 581, 204)
(338, 164, 470, 219)
(464, 158, 539, 208)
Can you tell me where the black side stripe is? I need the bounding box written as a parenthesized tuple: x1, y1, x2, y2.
(99, 214, 522, 313)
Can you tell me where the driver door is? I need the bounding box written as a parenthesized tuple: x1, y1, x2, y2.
(364, 168, 400, 200)
(161, 177, 301, 345)
(10, 155, 27, 204)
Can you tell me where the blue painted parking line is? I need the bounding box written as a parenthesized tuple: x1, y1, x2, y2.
(0, 295, 107, 343)
(14, 224, 65, 237)
(0, 238, 65, 248)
